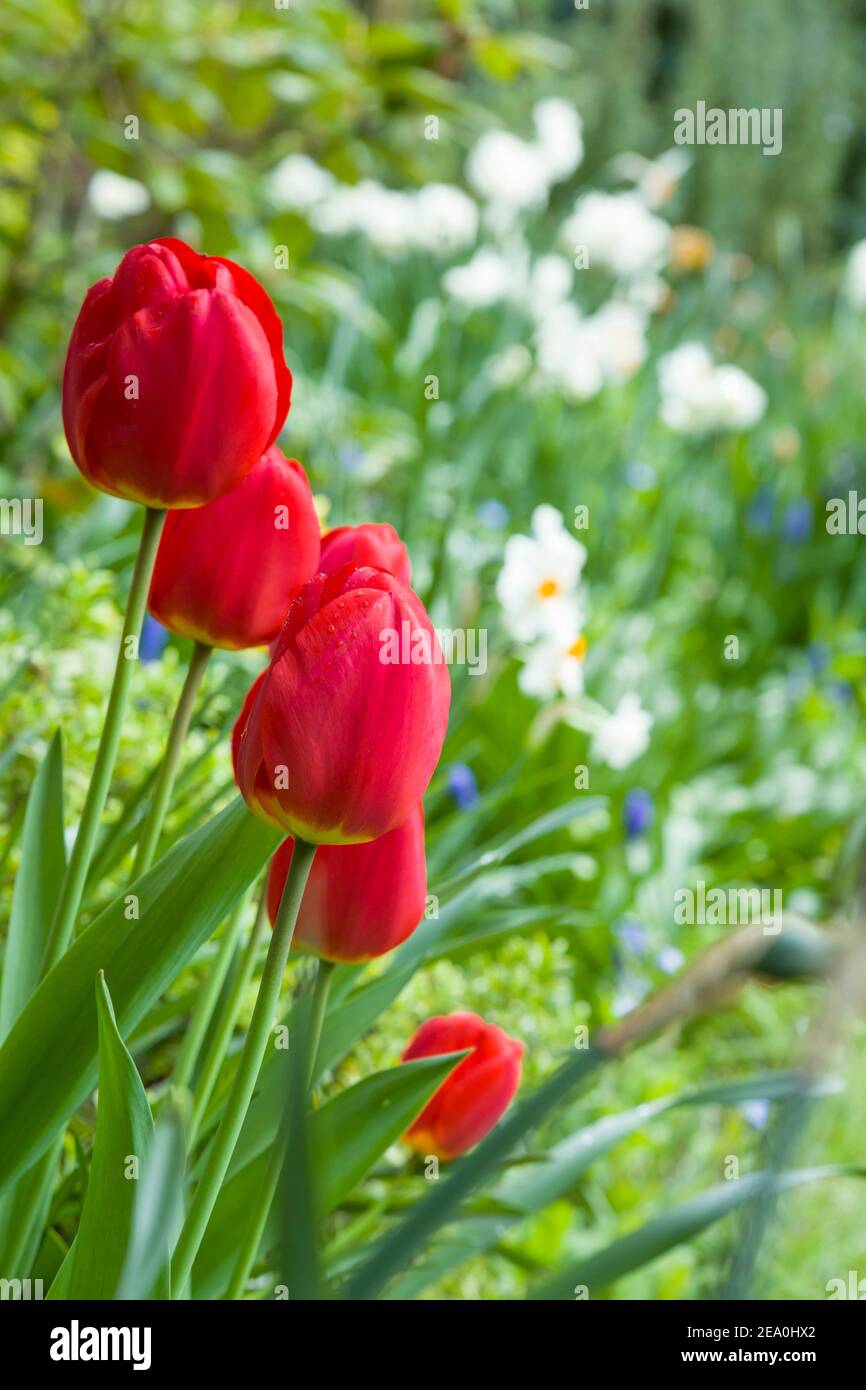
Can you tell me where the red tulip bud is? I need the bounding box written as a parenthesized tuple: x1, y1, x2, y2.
(233, 565, 449, 844)
(147, 447, 320, 649)
(319, 523, 411, 585)
(402, 1012, 524, 1159)
(266, 805, 426, 962)
(62, 238, 292, 508)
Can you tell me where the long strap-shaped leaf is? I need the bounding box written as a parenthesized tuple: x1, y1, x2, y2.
(192, 1052, 468, 1298)
(49, 973, 155, 1299)
(385, 1070, 837, 1299)
(116, 1096, 186, 1300)
(193, 960, 417, 1173)
(0, 732, 66, 1270)
(191, 798, 605, 1168)
(343, 1045, 607, 1299)
(0, 796, 280, 1194)
(0, 730, 65, 1041)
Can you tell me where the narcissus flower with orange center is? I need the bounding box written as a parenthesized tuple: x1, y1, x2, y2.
(518, 627, 588, 700)
(496, 504, 586, 642)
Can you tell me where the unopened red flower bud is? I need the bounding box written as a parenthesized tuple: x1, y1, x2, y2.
(402, 1012, 524, 1159)
(233, 565, 449, 844)
(62, 238, 292, 508)
(147, 447, 320, 649)
(319, 523, 411, 585)
(266, 805, 426, 962)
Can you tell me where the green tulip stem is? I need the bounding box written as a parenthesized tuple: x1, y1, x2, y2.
(170, 888, 249, 1095)
(133, 639, 212, 876)
(223, 1125, 285, 1301)
(42, 505, 166, 974)
(170, 838, 317, 1298)
(305, 958, 335, 1092)
(225, 957, 334, 1300)
(188, 885, 270, 1149)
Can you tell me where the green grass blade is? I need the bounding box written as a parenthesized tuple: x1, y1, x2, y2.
(0, 732, 66, 1272)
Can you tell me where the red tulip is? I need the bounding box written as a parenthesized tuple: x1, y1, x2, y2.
(402, 1012, 524, 1159)
(62, 238, 292, 508)
(147, 447, 320, 649)
(233, 565, 450, 844)
(319, 523, 411, 586)
(266, 805, 426, 962)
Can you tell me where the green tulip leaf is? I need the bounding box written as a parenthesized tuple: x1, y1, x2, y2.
(0, 796, 280, 1195)
(116, 1094, 187, 1300)
(342, 1044, 607, 1299)
(385, 1070, 837, 1298)
(0, 732, 67, 1271)
(192, 1053, 466, 1298)
(196, 959, 416, 1175)
(0, 730, 65, 1042)
(52, 973, 155, 1299)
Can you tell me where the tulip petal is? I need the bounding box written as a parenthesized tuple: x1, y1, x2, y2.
(212, 256, 293, 443)
(319, 523, 412, 585)
(402, 1012, 523, 1159)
